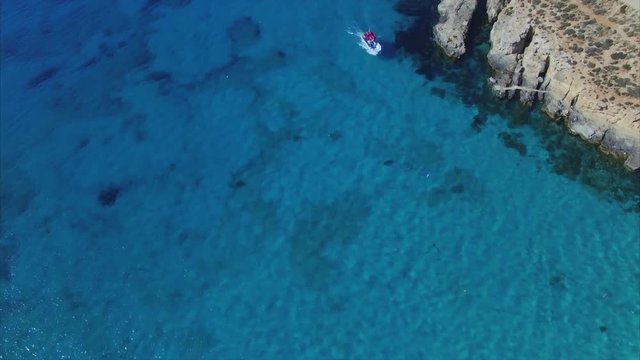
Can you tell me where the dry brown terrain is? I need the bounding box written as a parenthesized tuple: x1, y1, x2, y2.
(506, 0, 639, 167)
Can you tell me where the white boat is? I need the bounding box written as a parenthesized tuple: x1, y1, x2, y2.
(347, 28, 382, 56)
(360, 38, 382, 56)
(359, 31, 382, 56)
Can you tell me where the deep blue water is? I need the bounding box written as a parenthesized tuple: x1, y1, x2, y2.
(1, 0, 639, 359)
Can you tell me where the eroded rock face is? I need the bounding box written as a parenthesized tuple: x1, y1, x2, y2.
(520, 34, 550, 105)
(484, 0, 640, 170)
(486, 10, 532, 98)
(433, 0, 478, 58)
(433, 0, 640, 170)
(487, 0, 508, 22)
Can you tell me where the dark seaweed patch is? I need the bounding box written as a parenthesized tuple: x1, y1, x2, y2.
(535, 114, 640, 211)
(60, 286, 86, 311)
(328, 130, 342, 141)
(133, 130, 147, 142)
(499, 132, 527, 156)
(393, 0, 432, 17)
(27, 66, 60, 89)
(132, 50, 154, 69)
(227, 16, 261, 51)
(99, 42, 115, 58)
(77, 137, 90, 150)
(549, 274, 566, 289)
(471, 113, 488, 132)
(0, 172, 35, 219)
(79, 57, 99, 70)
(145, 71, 173, 82)
(430, 87, 446, 99)
(426, 167, 483, 206)
(599, 325, 608, 333)
(229, 179, 246, 189)
(141, 0, 192, 12)
(289, 193, 370, 289)
(121, 115, 148, 143)
(144, 71, 175, 96)
(450, 183, 465, 193)
(0, 244, 15, 282)
(121, 114, 145, 131)
(98, 186, 122, 207)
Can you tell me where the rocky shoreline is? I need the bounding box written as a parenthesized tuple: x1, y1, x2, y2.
(434, 0, 640, 171)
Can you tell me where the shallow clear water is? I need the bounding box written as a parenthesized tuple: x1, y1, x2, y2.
(1, 0, 639, 359)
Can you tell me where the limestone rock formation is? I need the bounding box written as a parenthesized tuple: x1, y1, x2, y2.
(486, 0, 508, 22)
(434, 0, 640, 170)
(486, 10, 532, 98)
(488, 1, 640, 170)
(520, 35, 550, 105)
(433, 0, 478, 58)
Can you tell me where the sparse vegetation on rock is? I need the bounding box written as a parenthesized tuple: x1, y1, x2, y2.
(482, 0, 640, 169)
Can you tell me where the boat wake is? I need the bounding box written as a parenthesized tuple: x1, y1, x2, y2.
(346, 26, 382, 56)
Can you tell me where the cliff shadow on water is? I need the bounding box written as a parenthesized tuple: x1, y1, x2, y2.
(392, 0, 640, 212)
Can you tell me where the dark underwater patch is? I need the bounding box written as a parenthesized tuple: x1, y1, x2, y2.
(430, 87, 446, 99)
(0, 243, 15, 282)
(535, 114, 640, 211)
(392, 0, 640, 212)
(227, 16, 261, 51)
(288, 193, 371, 289)
(144, 71, 174, 95)
(77, 137, 90, 150)
(328, 130, 342, 141)
(599, 325, 608, 333)
(229, 179, 246, 189)
(141, 0, 192, 13)
(499, 132, 527, 156)
(549, 273, 566, 290)
(393, 0, 432, 17)
(99, 42, 115, 58)
(98, 185, 122, 207)
(79, 56, 99, 70)
(60, 285, 86, 312)
(426, 167, 484, 206)
(471, 113, 488, 132)
(145, 71, 173, 82)
(26, 66, 61, 89)
(367, 123, 444, 173)
(190, 49, 288, 91)
(0, 167, 36, 220)
(120, 114, 148, 143)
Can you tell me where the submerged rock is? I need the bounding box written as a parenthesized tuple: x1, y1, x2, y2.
(433, 0, 478, 58)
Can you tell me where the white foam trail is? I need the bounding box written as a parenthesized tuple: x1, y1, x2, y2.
(346, 26, 381, 56)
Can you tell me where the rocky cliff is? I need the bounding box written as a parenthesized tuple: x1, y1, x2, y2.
(434, 0, 478, 58)
(486, 0, 507, 22)
(434, 0, 640, 170)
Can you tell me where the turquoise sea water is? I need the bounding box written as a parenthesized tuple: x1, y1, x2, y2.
(1, 0, 639, 359)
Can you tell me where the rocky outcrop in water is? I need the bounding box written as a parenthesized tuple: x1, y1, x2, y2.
(433, 0, 478, 58)
(435, 0, 640, 170)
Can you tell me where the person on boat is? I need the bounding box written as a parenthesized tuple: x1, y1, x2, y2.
(363, 31, 377, 48)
